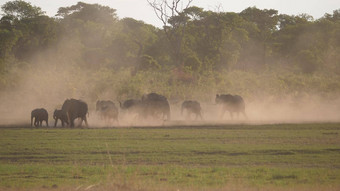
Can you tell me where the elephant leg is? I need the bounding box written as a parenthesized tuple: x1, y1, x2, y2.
(34, 118, 38, 127)
(67, 113, 73, 127)
(79, 118, 83, 127)
(61, 120, 64, 127)
(64, 118, 69, 126)
(84, 116, 88, 127)
(70, 118, 75, 127)
(46, 119, 49, 127)
(34, 118, 40, 127)
(54, 119, 58, 127)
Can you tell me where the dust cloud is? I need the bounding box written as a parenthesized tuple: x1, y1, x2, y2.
(168, 96, 340, 126)
(0, 38, 339, 127)
(1, 71, 340, 127)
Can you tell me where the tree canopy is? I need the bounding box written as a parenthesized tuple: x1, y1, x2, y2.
(1, 1, 340, 99)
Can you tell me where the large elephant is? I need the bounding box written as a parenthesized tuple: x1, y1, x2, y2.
(181, 100, 203, 120)
(62, 99, 88, 127)
(215, 94, 247, 119)
(119, 99, 143, 116)
(31, 108, 48, 127)
(119, 99, 141, 111)
(53, 109, 68, 127)
(96, 100, 119, 125)
(141, 93, 171, 121)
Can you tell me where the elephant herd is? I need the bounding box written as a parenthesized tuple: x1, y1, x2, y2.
(31, 99, 88, 127)
(30, 93, 247, 127)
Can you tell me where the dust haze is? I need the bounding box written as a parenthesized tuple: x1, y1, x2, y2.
(0, 32, 340, 127)
(0, 60, 339, 126)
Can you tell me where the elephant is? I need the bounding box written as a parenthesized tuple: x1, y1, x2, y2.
(96, 100, 115, 112)
(96, 100, 119, 125)
(119, 99, 142, 111)
(215, 94, 247, 119)
(181, 100, 203, 120)
(119, 99, 146, 121)
(31, 108, 48, 127)
(62, 98, 88, 127)
(141, 93, 171, 121)
(53, 109, 68, 127)
(119, 93, 171, 121)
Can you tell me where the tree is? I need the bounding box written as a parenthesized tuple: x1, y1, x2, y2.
(0, 16, 22, 59)
(240, 7, 278, 67)
(1, 0, 44, 21)
(12, 15, 58, 60)
(56, 2, 117, 24)
(147, 0, 193, 65)
(56, 2, 118, 68)
(182, 10, 250, 70)
(0, 1, 57, 61)
(273, 14, 313, 61)
(147, 0, 193, 28)
(103, 18, 159, 70)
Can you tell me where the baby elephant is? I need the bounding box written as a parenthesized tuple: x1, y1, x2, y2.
(31, 108, 49, 127)
(53, 109, 69, 127)
(181, 100, 203, 120)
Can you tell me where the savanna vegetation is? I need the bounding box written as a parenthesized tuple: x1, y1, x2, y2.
(0, 0, 340, 102)
(0, 123, 340, 190)
(1, 1, 340, 190)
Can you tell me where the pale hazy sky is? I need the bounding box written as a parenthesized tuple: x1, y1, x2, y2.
(1, 0, 339, 27)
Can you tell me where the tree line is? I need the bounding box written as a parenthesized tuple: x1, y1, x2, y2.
(0, 0, 339, 100)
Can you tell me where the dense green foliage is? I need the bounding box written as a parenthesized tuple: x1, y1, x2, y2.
(0, 1, 340, 101)
(0, 124, 339, 189)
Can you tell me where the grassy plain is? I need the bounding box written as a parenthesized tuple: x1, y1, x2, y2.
(0, 123, 340, 190)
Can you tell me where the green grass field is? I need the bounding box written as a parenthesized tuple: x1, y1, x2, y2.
(0, 123, 340, 190)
